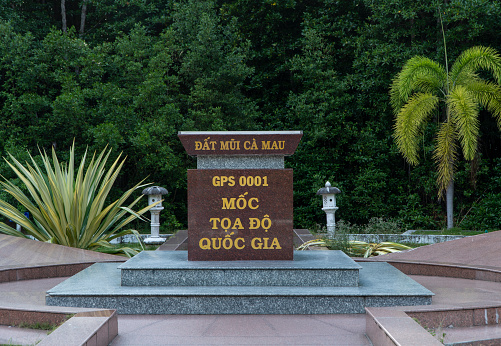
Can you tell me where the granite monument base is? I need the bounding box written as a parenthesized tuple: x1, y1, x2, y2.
(120, 251, 361, 287)
(45, 251, 433, 314)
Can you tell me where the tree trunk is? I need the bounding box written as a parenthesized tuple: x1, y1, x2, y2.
(61, 0, 67, 33)
(79, 0, 88, 37)
(446, 180, 454, 229)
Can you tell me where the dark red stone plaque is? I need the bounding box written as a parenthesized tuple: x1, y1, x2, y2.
(188, 169, 293, 261)
(179, 131, 302, 156)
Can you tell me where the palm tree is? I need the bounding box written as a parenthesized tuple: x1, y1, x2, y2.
(391, 46, 501, 229)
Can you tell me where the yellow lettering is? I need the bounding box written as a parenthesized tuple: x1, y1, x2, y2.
(195, 141, 203, 150)
(271, 141, 278, 150)
(199, 238, 211, 250)
(249, 218, 260, 229)
(251, 237, 263, 249)
(270, 238, 282, 249)
(251, 139, 258, 150)
(209, 218, 220, 229)
(235, 238, 245, 249)
(262, 141, 271, 150)
(248, 198, 259, 209)
(221, 198, 236, 210)
(244, 141, 251, 150)
(220, 141, 230, 150)
(222, 237, 233, 250)
(262, 237, 270, 249)
(236, 195, 247, 209)
(232, 218, 244, 229)
(212, 176, 220, 186)
(262, 215, 271, 230)
(221, 176, 229, 185)
(221, 218, 231, 229)
(212, 238, 222, 250)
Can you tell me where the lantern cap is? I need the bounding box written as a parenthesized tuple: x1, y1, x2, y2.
(142, 186, 168, 196)
(316, 181, 341, 195)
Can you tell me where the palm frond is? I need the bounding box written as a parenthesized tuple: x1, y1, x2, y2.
(488, 96, 501, 130)
(393, 92, 439, 165)
(390, 56, 446, 112)
(450, 46, 501, 85)
(433, 120, 458, 196)
(464, 79, 501, 129)
(448, 85, 479, 160)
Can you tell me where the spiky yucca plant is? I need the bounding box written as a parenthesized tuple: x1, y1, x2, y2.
(0, 145, 156, 257)
(347, 241, 412, 258)
(391, 46, 501, 228)
(297, 239, 412, 258)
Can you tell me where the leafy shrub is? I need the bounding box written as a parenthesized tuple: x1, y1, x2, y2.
(361, 217, 405, 234)
(334, 217, 405, 234)
(459, 193, 501, 231)
(0, 145, 156, 257)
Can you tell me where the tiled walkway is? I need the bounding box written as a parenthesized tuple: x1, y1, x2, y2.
(113, 314, 370, 345)
(2, 274, 501, 345)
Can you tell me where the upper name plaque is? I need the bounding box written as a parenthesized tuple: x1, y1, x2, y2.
(178, 131, 303, 156)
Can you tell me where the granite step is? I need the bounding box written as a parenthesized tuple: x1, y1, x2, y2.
(45, 255, 433, 315)
(119, 251, 361, 287)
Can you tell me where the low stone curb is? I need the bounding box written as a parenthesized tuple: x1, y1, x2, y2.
(0, 262, 96, 283)
(366, 303, 501, 346)
(378, 260, 501, 282)
(363, 258, 501, 345)
(365, 307, 441, 345)
(338, 234, 466, 244)
(0, 262, 122, 345)
(38, 310, 117, 346)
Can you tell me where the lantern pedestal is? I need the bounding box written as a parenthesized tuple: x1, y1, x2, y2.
(317, 182, 341, 239)
(142, 186, 168, 245)
(144, 209, 165, 245)
(323, 206, 339, 238)
(144, 237, 165, 245)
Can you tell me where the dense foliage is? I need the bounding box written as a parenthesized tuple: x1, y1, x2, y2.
(1, 0, 501, 232)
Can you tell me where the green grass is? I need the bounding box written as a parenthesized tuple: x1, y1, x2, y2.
(399, 242, 431, 248)
(0, 318, 71, 346)
(17, 321, 59, 332)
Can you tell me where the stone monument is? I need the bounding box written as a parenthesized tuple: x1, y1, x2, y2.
(178, 131, 302, 260)
(45, 130, 434, 315)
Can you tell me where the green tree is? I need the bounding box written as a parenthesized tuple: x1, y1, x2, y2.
(391, 46, 501, 228)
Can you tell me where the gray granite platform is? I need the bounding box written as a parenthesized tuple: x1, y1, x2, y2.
(119, 251, 361, 287)
(45, 252, 433, 314)
(197, 155, 284, 169)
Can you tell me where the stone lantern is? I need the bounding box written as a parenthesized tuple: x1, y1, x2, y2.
(142, 186, 168, 245)
(316, 181, 341, 238)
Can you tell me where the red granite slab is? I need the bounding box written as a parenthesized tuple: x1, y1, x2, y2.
(188, 169, 293, 260)
(178, 131, 303, 156)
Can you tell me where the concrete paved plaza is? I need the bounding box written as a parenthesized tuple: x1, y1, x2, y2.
(2, 232, 501, 344)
